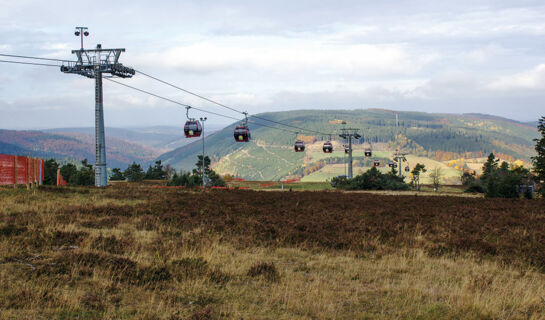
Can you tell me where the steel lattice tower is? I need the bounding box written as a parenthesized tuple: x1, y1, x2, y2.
(61, 28, 134, 187)
(339, 128, 361, 179)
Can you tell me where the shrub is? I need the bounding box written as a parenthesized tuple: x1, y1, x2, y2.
(331, 167, 409, 191)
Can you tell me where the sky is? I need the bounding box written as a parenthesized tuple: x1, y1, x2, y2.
(0, 0, 544, 129)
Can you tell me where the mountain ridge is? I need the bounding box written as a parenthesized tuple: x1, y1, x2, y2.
(158, 109, 539, 181)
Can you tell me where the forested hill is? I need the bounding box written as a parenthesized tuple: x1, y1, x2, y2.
(158, 109, 538, 180)
(0, 129, 158, 168)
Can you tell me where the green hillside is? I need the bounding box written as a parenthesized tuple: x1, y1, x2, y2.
(158, 109, 539, 181)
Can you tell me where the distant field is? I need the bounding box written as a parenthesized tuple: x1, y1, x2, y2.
(300, 151, 464, 184)
(1, 185, 543, 319)
(302, 164, 394, 182)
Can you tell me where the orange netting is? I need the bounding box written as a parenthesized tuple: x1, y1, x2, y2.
(0, 154, 44, 186)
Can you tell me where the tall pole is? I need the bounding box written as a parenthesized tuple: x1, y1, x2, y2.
(95, 67, 107, 187)
(61, 27, 135, 187)
(348, 135, 353, 179)
(200, 117, 207, 189)
(339, 126, 361, 179)
(344, 152, 347, 177)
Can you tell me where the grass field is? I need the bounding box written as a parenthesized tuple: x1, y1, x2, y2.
(1, 186, 544, 319)
(301, 150, 463, 183)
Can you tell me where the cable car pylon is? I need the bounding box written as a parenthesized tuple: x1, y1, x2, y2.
(339, 127, 361, 179)
(60, 27, 135, 187)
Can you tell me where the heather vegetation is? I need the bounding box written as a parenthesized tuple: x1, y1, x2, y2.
(0, 186, 544, 319)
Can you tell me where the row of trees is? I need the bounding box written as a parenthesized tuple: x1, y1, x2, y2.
(43, 159, 94, 186)
(463, 153, 533, 198)
(168, 155, 225, 187)
(460, 117, 544, 198)
(110, 156, 225, 187)
(110, 160, 168, 182)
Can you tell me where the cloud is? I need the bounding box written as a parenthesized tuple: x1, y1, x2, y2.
(1, 0, 545, 127)
(488, 64, 545, 91)
(135, 37, 432, 79)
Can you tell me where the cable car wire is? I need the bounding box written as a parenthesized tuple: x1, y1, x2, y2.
(134, 69, 332, 136)
(0, 59, 60, 67)
(0, 53, 335, 137)
(105, 78, 301, 135)
(0, 53, 75, 63)
(0, 56, 301, 135)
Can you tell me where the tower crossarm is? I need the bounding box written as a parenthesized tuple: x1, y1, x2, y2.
(60, 46, 134, 79)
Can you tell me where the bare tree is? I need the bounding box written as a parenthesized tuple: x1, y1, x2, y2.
(429, 167, 443, 191)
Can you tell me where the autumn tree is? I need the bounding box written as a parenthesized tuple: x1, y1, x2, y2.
(429, 167, 443, 191)
(410, 163, 426, 191)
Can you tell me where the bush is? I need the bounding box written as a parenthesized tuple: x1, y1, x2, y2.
(110, 168, 125, 181)
(59, 159, 94, 186)
(331, 167, 409, 190)
(124, 162, 145, 182)
(168, 156, 225, 187)
(465, 183, 484, 193)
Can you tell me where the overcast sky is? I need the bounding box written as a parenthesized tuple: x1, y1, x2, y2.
(0, 0, 544, 129)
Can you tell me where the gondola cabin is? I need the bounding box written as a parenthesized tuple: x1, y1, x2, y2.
(294, 140, 305, 152)
(322, 141, 333, 153)
(388, 161, 397, 168)
(234, 125, 250, 142)
(373, 160, 380, 167)
(184, 120, 202, 138)
(405, 166, 410, 172)
(344, 146, 350, 154)
(364, 148, 372, 157)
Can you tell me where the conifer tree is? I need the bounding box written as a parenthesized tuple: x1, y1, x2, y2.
(532, 117, 545, 197)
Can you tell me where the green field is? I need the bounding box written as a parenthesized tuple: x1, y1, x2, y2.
(301, 152, 463, 183)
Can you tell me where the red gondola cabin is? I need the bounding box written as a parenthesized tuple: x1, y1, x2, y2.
(184, 120, 202, 138)
(323, 141, 333, 153)
(373, 160, 380, 167)
(234, 126, 250, 142)
(294, 140, 305, 152)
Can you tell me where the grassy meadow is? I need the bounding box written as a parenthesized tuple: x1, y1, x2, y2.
(0, 185, 544, 319)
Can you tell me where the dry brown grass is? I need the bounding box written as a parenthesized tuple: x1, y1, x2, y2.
(0, 185, 543, 319)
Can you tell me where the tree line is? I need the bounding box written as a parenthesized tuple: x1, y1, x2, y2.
(42, 156, 225, 188)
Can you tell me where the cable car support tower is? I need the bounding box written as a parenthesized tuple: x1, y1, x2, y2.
(60, 27, 135, 187)
(339, 128, 361, 179)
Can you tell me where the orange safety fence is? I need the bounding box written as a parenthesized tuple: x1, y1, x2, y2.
(259, 182, 276, 187)
(280, 178, 300, 183)
(0, 154, 44, 186)
(56, 168, 67, 186)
